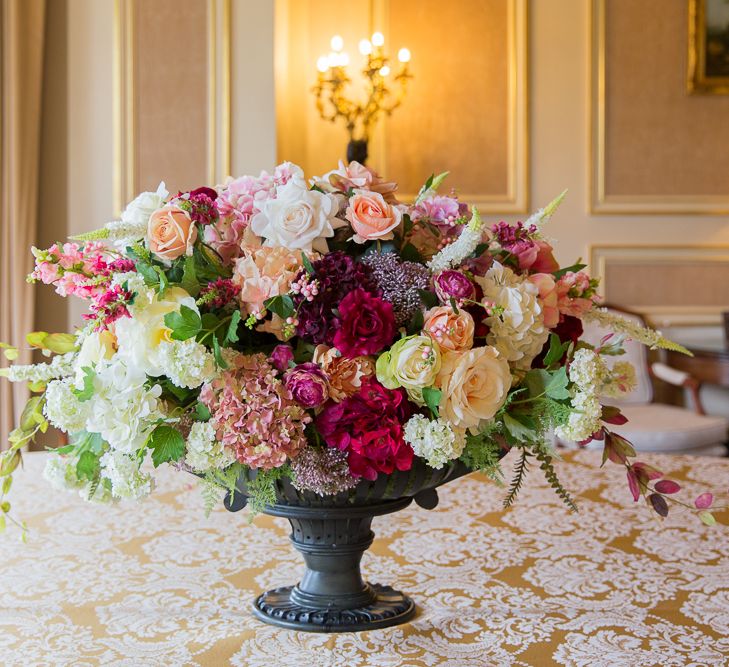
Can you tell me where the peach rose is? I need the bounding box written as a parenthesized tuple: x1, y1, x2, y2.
(423, 306, 475, 352)
(528, 273, 559, 328)
(436, 347, 511, 430)
(312, 344, 375, 402)
(148, 205, 197, 261)
(345, 189, 402, 244)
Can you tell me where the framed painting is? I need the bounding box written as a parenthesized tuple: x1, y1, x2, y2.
(689, 0, 729, 93)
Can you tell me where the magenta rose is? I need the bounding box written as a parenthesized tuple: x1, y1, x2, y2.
(284, 362, 330, 408)
(433, 270, 475, 304)
(333, 288, 396, 357)
(269, 344, 295, 372)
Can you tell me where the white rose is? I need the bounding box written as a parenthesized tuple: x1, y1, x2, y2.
(115, 287, 197, 377)
(121, 181, 169, 227)
(376, 334, 442, 405)
(74, 329, 117, 385)
(250, 175, 343, 253)
(436, 347, 511, 431)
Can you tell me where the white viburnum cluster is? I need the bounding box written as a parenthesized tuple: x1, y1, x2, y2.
(403, 414, 467, 469)
(43, 457, 112, 503)
(156, 339, 216, 389)
(475, 263, 548, 369)
(84, 359, 164, 454)
(427, 206, 484, 273)
(44, 378, 90, 434)
(184, 421, 235, 473)
(3, 352, 76, 384)
(99, 449, 154, 501)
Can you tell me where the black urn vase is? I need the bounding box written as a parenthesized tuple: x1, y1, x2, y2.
(223, 459, 473, 633)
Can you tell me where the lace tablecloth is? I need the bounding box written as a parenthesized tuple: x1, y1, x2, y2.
(1, 450, 727, 666)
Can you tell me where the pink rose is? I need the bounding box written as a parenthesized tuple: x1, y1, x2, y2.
(327, 160, 399, 203)
(333, 288, 396, 357)
(284, 362, 330, 408)
(423, 306, 475, 352)
(433, 270, 476, 304)
(529, 273, 560, 328)
(148, 205, 197, 261)
(513, 239, 559, 273)
(345, 189, 403, 244)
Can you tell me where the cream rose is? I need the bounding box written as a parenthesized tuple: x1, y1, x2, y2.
(345, 189, 402, 244)
(423, 306, 475, 352)
(312, 344, 375, 402)
(251, 176, 343, 253)
(436, 347, 511, 430)
(376, 334, 441, 405)
(148, 205, 197, 261)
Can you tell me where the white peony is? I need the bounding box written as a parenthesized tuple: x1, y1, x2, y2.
(403, 414, 466, 469)
(115, 287, 198, 377)
(84, 359, 163, 454)
(156, 339, 215, 389)
(250, 175, 343, 253)
(100, 449, 154, 501)
(44, 378, 91, 433)
(475, 262, 548, 368)
(185, 421, 235, 472)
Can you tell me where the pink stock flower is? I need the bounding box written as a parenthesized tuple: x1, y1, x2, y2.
(556, 271, 599, 317)
(200, 352, 310, 469)
(82, 284, 133, 331)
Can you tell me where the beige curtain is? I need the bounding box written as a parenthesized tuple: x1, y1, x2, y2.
(0, 0, 46, 450)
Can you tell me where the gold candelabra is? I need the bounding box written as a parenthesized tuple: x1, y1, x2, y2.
(313, 32, 412, 164)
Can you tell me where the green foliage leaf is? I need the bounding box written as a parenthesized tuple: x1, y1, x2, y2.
(224, 311, 242, 345)
(400, 243, 422, 263)
(544, 367, 570, 400)
(76, 450, 100, 482)
(180, 255, 200, 296)
(418, 289, 439, 309)
(0, 450, 21, 477)
(154, 266, 170, 296)
(212, 335, 229, 369)
(2, 475, 12, 495)
(194, 402, 211, 422)
(0, 342, 19, 360)
(552, 262, 587, 280)
(699, 510, 717, 526)
(502, 414, 535, 443)
(164, 305, 202, 341)
(543, 334, 569, 367)
(406, 308, 424, 336)
(43, 333, 77, 354)
(263, 294, 295, 319)
(72, 367, 96, 402)
(503, 450, 530, 508)
(301, 252, 316, 276)
(148, 424, 186, 468)
(422, 387, 442, 417)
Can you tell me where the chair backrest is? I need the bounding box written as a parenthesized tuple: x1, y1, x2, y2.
(579, 306, 653, 405)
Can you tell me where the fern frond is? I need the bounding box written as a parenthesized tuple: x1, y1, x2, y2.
(503, 450, 531, 509)
(534, 448, 578, 512)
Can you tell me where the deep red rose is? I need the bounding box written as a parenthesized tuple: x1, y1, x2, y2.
(189, 186, 218, 201)
(333, 288, 396, 357)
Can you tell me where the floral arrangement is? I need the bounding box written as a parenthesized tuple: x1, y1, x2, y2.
(0, 160, 721, 539)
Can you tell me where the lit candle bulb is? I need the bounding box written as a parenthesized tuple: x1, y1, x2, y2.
(379, 65, 390, 76)
(327, 51, 338, 68)
(316, 55, 329, 73)
(371, 32, 385, 47)
(358, 39, 372, 56)
(330, 35, 343, 52)
(397, 47, 411, 63)
(339, 52, 350, 67)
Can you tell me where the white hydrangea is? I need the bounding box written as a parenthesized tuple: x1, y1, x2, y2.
(44, 378, 90, 433)
(475, 263, 548, 368)
(555, 390, 603, 442)
(403, 414, 467, 469)
(99, 450, 154, 501)
(43, 456, 112, 503)
(3, 352, 76, 383)
(84, 359, 163, 454)
(184, 421, 235, 472)
(156, 339, 216, 389)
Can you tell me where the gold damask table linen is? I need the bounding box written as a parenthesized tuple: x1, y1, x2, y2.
(1, 450, 727, 667)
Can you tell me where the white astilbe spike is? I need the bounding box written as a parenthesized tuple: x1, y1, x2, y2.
(427, 206, 484, 273)
(0, 352, 77, 383)
(581, 308, 692, 355)
(523, 189, 568, 230)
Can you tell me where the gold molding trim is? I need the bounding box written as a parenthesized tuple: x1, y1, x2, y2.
(113, 0, 231, 215)
(384, 0, 529, 213)
(589, 0, 729, 215)
(688, 0, 729, 95)
(590, 243, 729, 326)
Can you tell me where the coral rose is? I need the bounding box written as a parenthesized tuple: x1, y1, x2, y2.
(436, 347, 511, 430)
(147, 205, 197, 261)
(423, 306, 475, 352)
(345, 189, 402, 244)
(312, 344, 375, 402)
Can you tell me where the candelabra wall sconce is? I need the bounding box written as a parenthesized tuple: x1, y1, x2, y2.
(313, 32, 412, 165)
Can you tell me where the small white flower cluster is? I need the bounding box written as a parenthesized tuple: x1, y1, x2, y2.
(476, 263, 548, 369)
(568, 347, 610, 390)
(184, 421, 235, 472)
(156, 339, 216, 389)
(44, 378, 90, 433)
(99, 450, 154, 501)
(43, 457, 112, 503)
(403, 414, 466, 469)
(4, 352, 76, 384)
(427, 207, 484, 273)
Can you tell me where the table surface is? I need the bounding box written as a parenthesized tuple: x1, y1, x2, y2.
(1, 451, 728, 667)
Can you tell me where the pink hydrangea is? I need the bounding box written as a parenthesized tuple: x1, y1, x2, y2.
(199, 352, 310, 469)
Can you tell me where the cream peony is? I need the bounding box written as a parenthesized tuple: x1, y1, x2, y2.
(376, 334, 441, 405)
(251, 176, 343, 253)
(423, 306, 474, 352)
(436, 347, 511, 430)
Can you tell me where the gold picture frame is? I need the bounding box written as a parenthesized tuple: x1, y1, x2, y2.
(688, 0, 729, 94)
